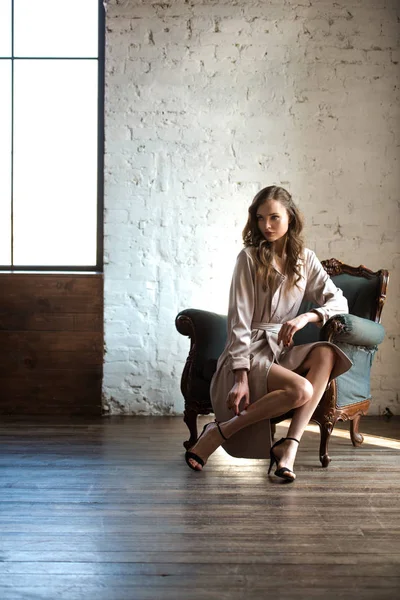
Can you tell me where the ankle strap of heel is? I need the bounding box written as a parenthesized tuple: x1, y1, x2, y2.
(286, 437, 300, 444)
(215, 420, 228, 441)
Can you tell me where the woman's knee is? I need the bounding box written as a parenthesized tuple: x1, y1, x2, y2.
(310, 345, 336, 366)
(288, 378, 314, 408)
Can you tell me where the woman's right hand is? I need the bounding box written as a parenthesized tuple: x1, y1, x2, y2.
(227, 370, 250, 416)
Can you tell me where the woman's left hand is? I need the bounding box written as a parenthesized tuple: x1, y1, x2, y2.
(277, 314, 310, 347)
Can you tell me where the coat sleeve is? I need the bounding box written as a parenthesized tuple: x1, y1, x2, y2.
(304, 250, 349, 326)
(226, 250, 255, 371)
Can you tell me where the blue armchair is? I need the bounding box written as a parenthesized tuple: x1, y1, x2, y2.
(176, 258, 389, 467)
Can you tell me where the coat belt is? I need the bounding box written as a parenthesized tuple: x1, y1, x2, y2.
(251, 322, 284, 363)
(251, 322, 282, 333)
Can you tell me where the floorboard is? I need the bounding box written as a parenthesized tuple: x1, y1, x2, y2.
(0, 415, 399, 600)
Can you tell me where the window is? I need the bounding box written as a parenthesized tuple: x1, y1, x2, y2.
(0, 0, 104, 270)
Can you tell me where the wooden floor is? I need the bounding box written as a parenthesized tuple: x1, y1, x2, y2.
(0, 415, 399, 600)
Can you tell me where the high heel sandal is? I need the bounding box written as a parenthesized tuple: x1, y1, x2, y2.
(268, 437, 300, 482)
(185, 421, 227, 471)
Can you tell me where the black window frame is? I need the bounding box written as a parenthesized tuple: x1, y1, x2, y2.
(0, 0, 105, 272)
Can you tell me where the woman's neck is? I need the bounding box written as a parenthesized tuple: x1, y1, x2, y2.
(273, 237, 287, 258)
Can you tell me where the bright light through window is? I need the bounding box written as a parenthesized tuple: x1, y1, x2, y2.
(14, 0, 98, 58)
(0, 0, 12, 56)
(13, 60, 98, 266)
(0, 61, 12, 264)
(0, 0, 102, 269)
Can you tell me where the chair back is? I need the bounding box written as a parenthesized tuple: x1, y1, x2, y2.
(324, 259, 388, 323)
(294, 259, 388, 346)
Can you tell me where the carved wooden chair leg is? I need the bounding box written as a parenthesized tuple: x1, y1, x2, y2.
(270, 422, 276, 441)
(183, 406, 199, 450)
(350, 415, 364, 447)
(318, 420, 333, 468)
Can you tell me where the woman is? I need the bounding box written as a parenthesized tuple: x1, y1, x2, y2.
(185, 185, 352, 481)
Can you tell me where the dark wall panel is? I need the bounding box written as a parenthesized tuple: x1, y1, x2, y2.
(0, 274, 103, 415)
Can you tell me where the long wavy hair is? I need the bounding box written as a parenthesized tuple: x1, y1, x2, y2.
(242, 185, 305, 291)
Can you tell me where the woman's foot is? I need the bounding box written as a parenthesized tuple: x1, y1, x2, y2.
(269, 437, 299, 480)
(186, 421, 228, 471)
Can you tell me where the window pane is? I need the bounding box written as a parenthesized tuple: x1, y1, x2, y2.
(0, 0, 11, 56)
(0, 60, 11, 264)
(14, 0, 99, 58)
(13, 60, 98, 266)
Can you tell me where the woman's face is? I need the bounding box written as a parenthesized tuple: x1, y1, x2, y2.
(256, 199, 290, 244)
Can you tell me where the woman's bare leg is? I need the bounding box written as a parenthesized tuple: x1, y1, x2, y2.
(187, 363, 313, 470)
(272, 346, 336, 472)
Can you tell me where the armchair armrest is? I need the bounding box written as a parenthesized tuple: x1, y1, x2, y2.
(175, 309, 227, 346)
(175, 309, 227, 381)
(321, 314, 385, 347)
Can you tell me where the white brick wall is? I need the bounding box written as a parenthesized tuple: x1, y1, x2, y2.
(103, 0, 400, 416)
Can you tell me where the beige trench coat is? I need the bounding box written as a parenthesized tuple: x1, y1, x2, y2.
(210, 247, 352, 459)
